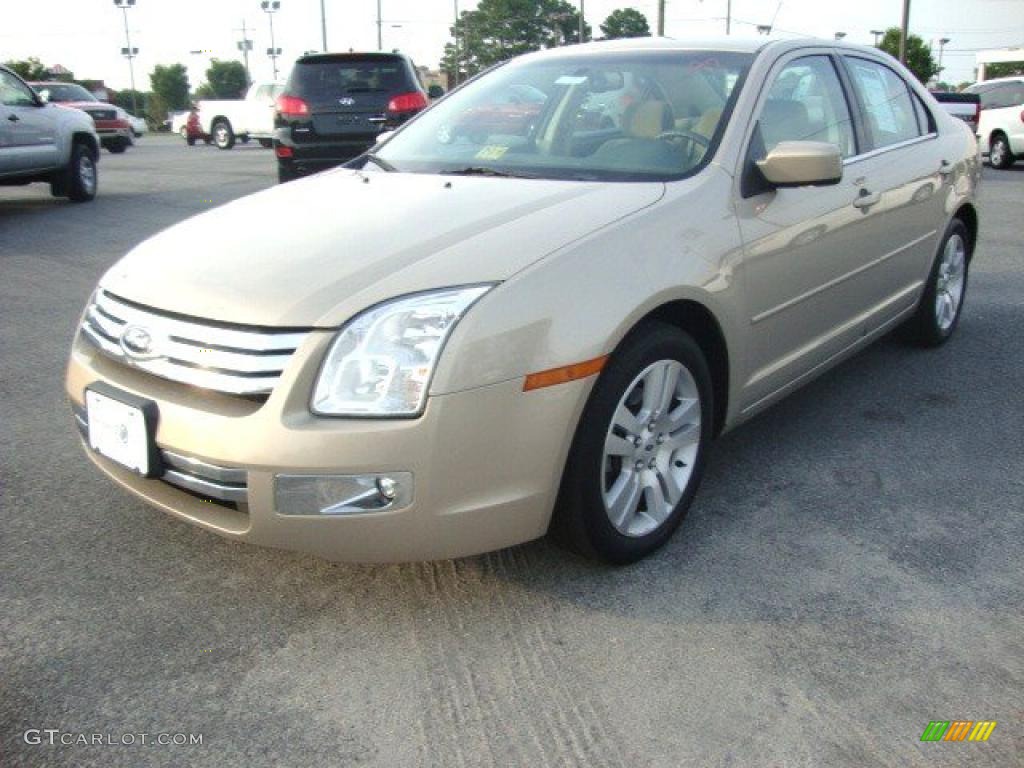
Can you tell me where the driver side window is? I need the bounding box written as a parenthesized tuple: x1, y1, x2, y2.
(1, 70, 38, 108)
(757, 56, 856, 158)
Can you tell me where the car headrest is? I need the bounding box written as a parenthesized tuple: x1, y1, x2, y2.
(625, 101, 672, 139)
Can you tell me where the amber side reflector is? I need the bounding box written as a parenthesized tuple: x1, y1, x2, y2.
(523, 355, 608, 392)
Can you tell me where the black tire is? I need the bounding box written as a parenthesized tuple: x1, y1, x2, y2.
(277, 163, 300, 184)
(902, 219, 971, 347)
(107, 139, 128, 154)
(988, 133, 1014, 169)
(258, 138, 273, 148)
(551, 322, 714, 564)
(186, 137, 196, 146)
(51, 141, 97, 203)
(212, 119, 235, 150)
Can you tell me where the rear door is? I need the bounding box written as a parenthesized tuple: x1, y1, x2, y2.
(838, 55, 949, 317)
(291, 56, 410, 141)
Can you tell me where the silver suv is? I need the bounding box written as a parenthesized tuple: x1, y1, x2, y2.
(0, 65, 100, 202)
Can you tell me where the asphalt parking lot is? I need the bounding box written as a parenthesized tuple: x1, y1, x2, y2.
(1, 135, 1022, 767)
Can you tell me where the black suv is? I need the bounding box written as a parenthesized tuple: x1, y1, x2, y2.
(274, 52, 429, 183)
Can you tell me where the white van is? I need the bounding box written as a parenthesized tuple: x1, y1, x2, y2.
(965, 76, 1024, 168)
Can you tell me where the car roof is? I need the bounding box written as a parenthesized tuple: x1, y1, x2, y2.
(971, 75, 1024, 85)
(297, 52, 412, 63)
(518, 36, 891, 62)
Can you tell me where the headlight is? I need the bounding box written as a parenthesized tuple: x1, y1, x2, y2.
(311, 285, 492, 417)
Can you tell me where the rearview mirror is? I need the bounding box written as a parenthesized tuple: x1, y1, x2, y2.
(756, 141, 842, 187)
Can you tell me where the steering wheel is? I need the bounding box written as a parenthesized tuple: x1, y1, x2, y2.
(656, 129, 710, 149)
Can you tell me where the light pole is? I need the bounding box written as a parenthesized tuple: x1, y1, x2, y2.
(113, 0, 139, 115)
(937, 36, 950, 79)
(579, 0, 585, 44)
(320, 0, 327, 51)
(870, 29, 884, 47)
(453, 0, 460, 87)
(261, 1, 281, 80)
(377, 0, 383, 51)
(899, 0, 911, 64)
(235, 20, 253, 85)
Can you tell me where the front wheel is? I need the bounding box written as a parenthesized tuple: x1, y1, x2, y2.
(552, 322, 714, 564)
(52, 141, 97, 202)
(988, 134, 1014, 169)
(106, 138, 128, 154)
(212, 119, 235, 150)
(902, 219, 970, 347)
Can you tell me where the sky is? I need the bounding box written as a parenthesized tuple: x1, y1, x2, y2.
(2, 0, 1022, 93)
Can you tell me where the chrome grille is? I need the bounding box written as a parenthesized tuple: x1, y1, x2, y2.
(80, 289, 308, 396)
(72, 404, 248, 505)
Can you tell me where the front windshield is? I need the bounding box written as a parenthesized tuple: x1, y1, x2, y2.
(375, 50, 752, 181)
(37, 83, 97, 102)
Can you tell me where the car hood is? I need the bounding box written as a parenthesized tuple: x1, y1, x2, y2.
(100, 169, 664, 327)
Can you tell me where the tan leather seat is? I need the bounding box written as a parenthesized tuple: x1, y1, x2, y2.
(623, 100, 673, 138)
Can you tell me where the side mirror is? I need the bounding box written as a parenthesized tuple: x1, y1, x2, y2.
(37, 89, 50, 104)
(427, 84, 445, 99)
(756, 141, 842, 187)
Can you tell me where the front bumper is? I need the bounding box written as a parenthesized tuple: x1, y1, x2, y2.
(65, 329, 587, 562)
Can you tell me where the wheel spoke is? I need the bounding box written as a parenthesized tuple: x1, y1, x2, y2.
(612, 403, 642, 436)
(641, 363, 667, 414)
(666, 422, 700, 451)
(605, 432, 635, 458)
(663, 398, 699, 433)
(643, 480, 670, 524)
(659, 466, 684, 506)
(606, 472, 642, 530)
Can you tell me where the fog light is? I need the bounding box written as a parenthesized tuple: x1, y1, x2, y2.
(275, 473, 413, 516)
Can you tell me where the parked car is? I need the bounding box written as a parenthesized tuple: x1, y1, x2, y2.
(274, 52, 428, 183)
(196, 82, 283, 150)
(0, 65, 99, 201)
(30, 81, 133, 153)
(66, 38, 979, 563)
(119, 108, 147, 137)
(931, 90, 980, 135)
(964, 76, 1024, 168)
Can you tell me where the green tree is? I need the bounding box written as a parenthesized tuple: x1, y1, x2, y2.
(877, 28, 939, 84)
(600, 8, 651, 39)
(203, 59, 249, 98)
(146, 91, 170, 129)
(149, 63, 190, 111)
(3, 57, 49, 80)
(440, 0, 590, 80)
(112, 89, 147, 114)
(984, 61, 1024, 79)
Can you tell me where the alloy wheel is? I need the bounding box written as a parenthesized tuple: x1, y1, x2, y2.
(601, 359, 701, 538)
(935, 233, 966, 331)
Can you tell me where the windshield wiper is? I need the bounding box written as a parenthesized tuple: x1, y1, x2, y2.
(362, 153, 398, 172)
(440, 166, 538, 179)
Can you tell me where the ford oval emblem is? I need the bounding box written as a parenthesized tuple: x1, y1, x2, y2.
(120, 325, 159, 360)
(339, 97, 355, 106)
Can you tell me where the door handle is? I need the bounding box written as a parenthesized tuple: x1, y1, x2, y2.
(852, 189, 880, 209)
(7, 114, 19, 122)
(938, 160, 954, 176)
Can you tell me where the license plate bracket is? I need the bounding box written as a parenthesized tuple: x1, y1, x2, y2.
(84, 382, 160, 477)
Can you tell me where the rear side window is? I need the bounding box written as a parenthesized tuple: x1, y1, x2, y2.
(289, 58, 413, 99)
(912, 93, 935, 134)
(845, 57, 921, 150)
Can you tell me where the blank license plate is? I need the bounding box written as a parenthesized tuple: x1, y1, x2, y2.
(85, 389, 151, 475)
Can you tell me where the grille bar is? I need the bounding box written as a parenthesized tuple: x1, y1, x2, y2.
(80, 289, 308, 396)
(72, 404, 249, 505)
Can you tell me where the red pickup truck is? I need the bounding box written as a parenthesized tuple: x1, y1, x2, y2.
(30, 81, 133, 154)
